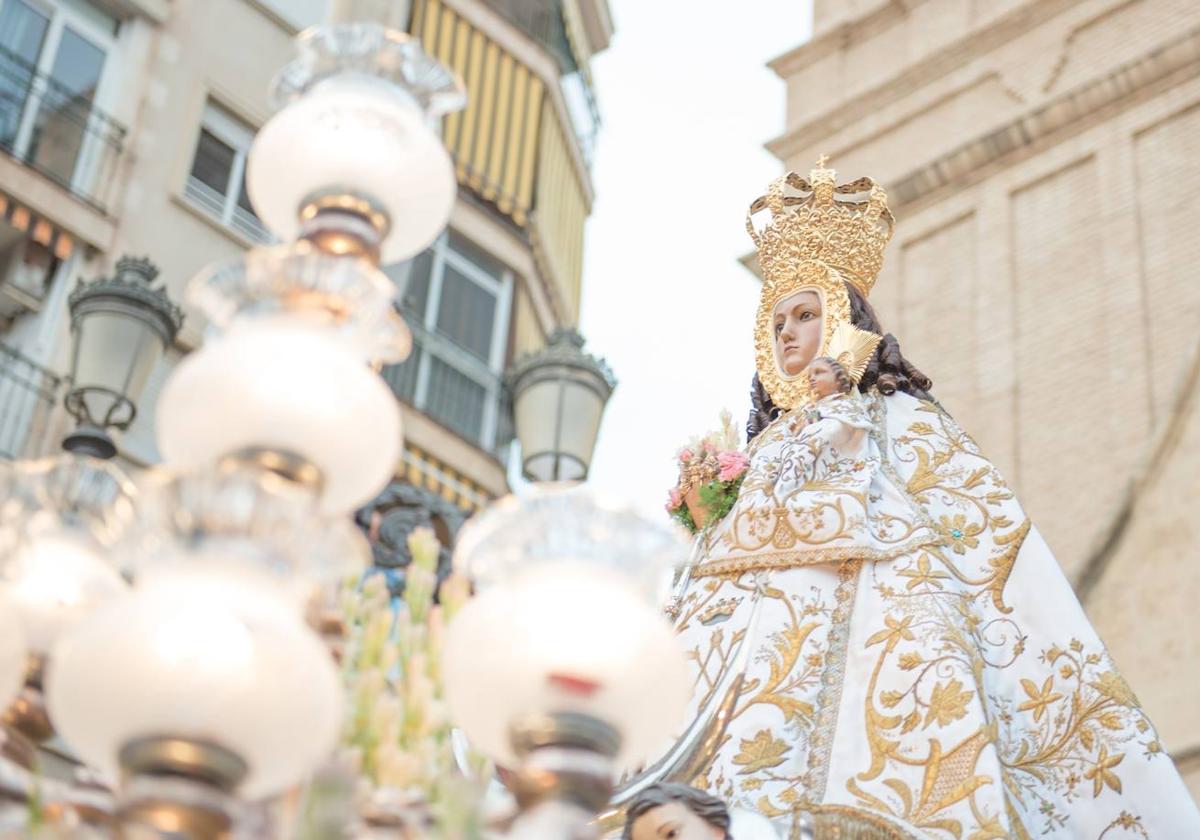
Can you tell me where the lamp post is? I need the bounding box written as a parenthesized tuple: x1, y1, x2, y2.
(507, 329, 615, 483)
(62, 256, 183, 459)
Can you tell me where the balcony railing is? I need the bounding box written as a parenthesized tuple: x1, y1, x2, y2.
(0, 341, 61, 460)
(0, 45, 127, 214)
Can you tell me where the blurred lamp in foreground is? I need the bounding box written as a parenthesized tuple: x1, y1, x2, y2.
(0, 456, 135, 743)
(63, 257, 183, 459)
(442, 486, 689, 836)
(507, 330, 616, 483)
(156, 244, 407, 515)
(45, 466, 357, 833)
(248, 23, 466, 265)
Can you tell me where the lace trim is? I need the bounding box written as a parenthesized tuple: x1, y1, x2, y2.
(800, 558, 861, 807)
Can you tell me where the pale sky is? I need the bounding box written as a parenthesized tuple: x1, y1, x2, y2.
(580, 1, 814, 519)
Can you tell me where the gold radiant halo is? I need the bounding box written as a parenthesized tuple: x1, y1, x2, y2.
(824, 322, 883, 386)
(753, 260, 852, 411)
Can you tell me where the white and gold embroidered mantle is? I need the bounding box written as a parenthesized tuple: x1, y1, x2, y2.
(694, 392, 941, 578)
(668, 390, 1200, 839)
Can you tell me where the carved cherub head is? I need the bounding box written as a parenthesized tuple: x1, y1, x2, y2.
(623, 783, 732, 840)
(807, 356, 854, 400)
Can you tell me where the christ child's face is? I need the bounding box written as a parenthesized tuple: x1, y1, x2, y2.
(629, 802, 725, 840)
(772, 290, 823, 377)
(808, 358, 840, 399)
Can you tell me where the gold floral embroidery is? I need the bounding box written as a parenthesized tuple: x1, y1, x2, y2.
(733, 729, 790, 774)
(866, 614, 916, 652)
(1098, 810, 1148, 839)
(898, 553, 951, 590)
(1084, 746, 1125, 798)
(924, 679, 973, 729)
(1016, 676, 1062, 723)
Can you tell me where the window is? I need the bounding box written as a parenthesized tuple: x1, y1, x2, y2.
(383, 232, 513, 453)
(184, 102, 270, 243)
(0, 0, 118, 196)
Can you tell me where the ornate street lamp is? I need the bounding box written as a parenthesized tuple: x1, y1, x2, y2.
(507, 329, 616, 483)
(63, 256, 183, 459)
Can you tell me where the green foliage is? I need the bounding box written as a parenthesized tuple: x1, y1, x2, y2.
(668, 476, 745, 535)
(670, 502, 697, 533)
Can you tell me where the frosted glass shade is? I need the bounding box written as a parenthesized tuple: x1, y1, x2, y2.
(1, 456, 135, 652)
(247, 74, 455, 264)
(3, 531, 128, 653)
(442, 563, 689, 770)
(123, 466, 371, 610)
(155, 317, 401, 515)
(0, 590, 26, 712)
(452, 485, 686, 604)
(46, 568, 342, 799)
(187, 242, 411, 365)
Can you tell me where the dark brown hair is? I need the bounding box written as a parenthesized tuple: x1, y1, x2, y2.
(622, 783, 732, 840)
(811, 357, 853, 395)
(748, 281, 933, 440)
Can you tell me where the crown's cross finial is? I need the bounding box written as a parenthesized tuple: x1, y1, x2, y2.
(815, 153, 830, 168)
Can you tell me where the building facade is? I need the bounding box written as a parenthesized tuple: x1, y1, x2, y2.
(0, 0, 610, 575)
(765, 0, 1200, 795)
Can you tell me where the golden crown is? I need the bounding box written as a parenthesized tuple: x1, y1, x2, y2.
(746, 158, 894, 298)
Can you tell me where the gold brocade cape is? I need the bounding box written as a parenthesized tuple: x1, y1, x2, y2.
(672, 389, 1200, 838)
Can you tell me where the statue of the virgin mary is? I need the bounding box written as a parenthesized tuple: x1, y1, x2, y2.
(627, 163, 1200, 839)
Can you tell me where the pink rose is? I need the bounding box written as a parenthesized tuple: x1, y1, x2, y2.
(717, 451, 750, 483)
(667, 487, 683, 510)
(677, 448, 693, 463)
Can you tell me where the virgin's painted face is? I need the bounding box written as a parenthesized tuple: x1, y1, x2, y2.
(773, 290, 823, 377)
(629, 802, 726, 840)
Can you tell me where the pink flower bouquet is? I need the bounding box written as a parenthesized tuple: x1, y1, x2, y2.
(665, 410, 748, 534)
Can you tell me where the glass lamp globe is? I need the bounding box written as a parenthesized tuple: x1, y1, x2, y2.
(442, 563, 689, 771)
(1, 456, 134, 654)
(155, 315, 401, 515)
(443, 486, 691, 769)
(45, 561, 343, 800)
(124, 464, 371, 607)
(156, 243, 408, 516)
(247, 24, 466, 264)
(452, 484, 686, 603)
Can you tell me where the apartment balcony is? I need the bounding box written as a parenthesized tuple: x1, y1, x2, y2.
(411, 0, 597, 324)
(0, 44, 126, 216)
(0, 340, 61, 460)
